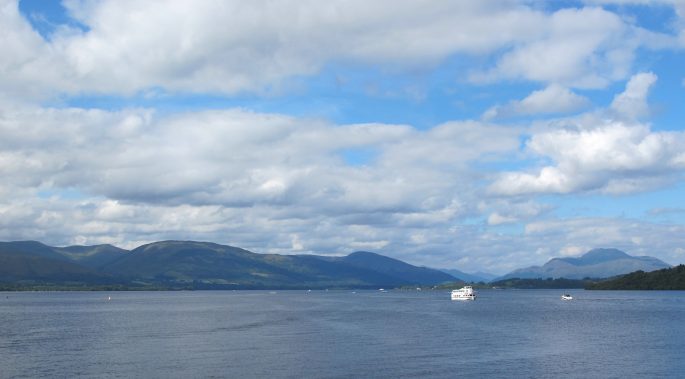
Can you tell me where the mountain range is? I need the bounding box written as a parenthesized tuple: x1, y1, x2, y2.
(438, 269, 496, 283)
(496, 248, 671, 280)
(0, 241, 673, 289)
(0, 240, 458, 289)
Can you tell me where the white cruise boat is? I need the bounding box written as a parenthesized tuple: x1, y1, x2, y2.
(561, 294, 573, 301)
(451, 285, 476, 301)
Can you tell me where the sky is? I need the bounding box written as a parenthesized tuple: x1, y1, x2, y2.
(1, 0, 685, 274)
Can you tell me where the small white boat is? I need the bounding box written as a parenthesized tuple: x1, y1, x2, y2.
(451, 286, 476, 301)
(561, 294, 573, 301)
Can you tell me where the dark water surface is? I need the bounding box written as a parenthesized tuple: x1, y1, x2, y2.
(1, 289, 684, 378)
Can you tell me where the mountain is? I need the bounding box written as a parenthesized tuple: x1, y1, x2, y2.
(497, 248, 671, 280)
(0, 251, 112, 283)
(0, 242, 117, 284)
(587, 265, 685, 290)
(97, 241, 457, 288)
(439, 268, 496, 283)
(0, 241, 71, 261)
(102, 240, 314, 286)
(472, 271, 498, 281)
(55, 244, 129, 269)
(340, 251, 457, 285)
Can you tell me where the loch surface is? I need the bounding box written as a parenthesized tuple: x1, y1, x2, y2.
(1, 289, 684, 378)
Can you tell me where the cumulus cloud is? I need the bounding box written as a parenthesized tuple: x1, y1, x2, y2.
(610, 72, 657, 119)
(0, 0, 678, 98)
(0, 1, 62, 98)
(471, 7, 641, 88)
(1, 99, 683, 271)
(485, 200, 551, 226)
(489, 73, 685, 196)
(1, 0, 529, 96)
(0, 100, 523, 260)
(583, 0, 685, 47)
(490, 121, 685, 195)
(483, 84, 589, 120)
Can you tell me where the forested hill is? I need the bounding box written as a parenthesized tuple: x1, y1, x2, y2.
(587, 265, 685, 290)
(0, 240, 457, 290)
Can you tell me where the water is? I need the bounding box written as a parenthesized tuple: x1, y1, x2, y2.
(1, 289, 684, 378)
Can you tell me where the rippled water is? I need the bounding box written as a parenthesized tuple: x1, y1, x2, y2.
(1, 289, 684, 378)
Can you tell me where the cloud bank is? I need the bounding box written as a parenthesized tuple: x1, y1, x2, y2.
(1, 0, 684, 273)
(1, 0, 680, 98)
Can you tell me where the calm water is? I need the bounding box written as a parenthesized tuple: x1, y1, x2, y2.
(1, 289, 684, 378)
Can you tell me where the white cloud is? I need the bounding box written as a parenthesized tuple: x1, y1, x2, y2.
(490, 122, 685, 195)
(610, 72, 657, 119)
(1, 99, 683, 271)
(489, 73, 685, 196)
(487, 213, 518, 225)
(583, 0, 685, 47)
(483, 84, 589, 120)
(484, 199, 551, 226)
(0, 100, 523, 260)
(471, 7, 641, 88)
(1, 1, 684, 273)
(2, 0, 533, 96)
(516, 85, 589, 114)
(0, 1, 63, 98)
(0, 0, 678, 98)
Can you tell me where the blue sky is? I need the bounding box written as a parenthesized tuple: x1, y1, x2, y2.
(1, 0, 684, 273)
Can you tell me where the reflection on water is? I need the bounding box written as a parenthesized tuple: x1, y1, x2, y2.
(1, 290, 684, 378)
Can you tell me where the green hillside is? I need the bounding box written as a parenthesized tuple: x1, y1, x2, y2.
(0, 250, 116, 284)
(56, 244, 128, 269)
(587, 265, 685, 290)
(0, 240, 457, 289)
(102, 241, 456, 288)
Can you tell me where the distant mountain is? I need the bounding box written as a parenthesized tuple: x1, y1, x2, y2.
(340, 251, 457, 285)
(0, 240, 129, 267)
(55, 244, 129, 269)
(0, 240, 455, 289)
(472, 271, 498, 281)
(0, 249, 116, 284)
(439, 268, 496, 283)
(0, 241, 71, 261)
(102, 240, 310, 286)
(587, 265, 685, 290)
(497, 248, 671, 280)
(102, 241, 457, 288)
(490, 277, 589, 289)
